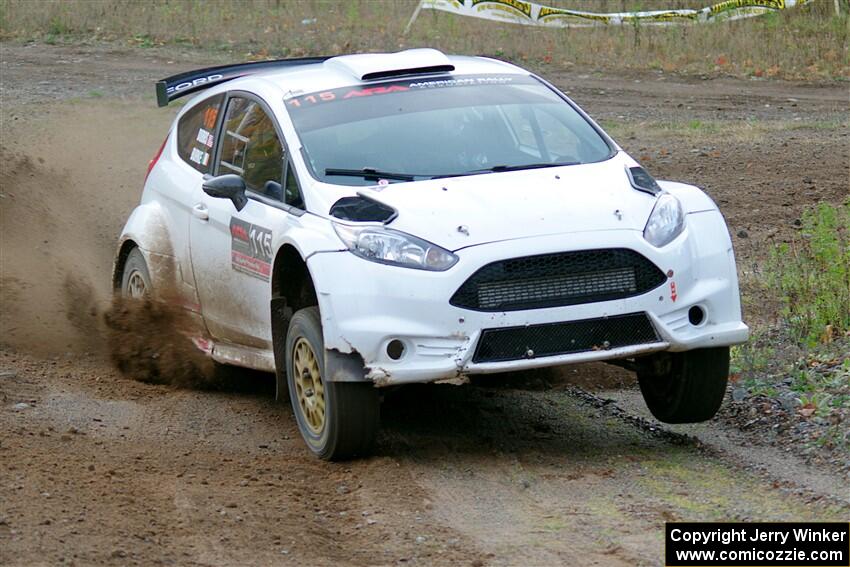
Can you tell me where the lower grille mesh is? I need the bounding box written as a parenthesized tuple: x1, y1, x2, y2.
(473, 312, 660, 363)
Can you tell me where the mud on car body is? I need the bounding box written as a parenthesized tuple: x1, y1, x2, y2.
(115, 49, 749, 460)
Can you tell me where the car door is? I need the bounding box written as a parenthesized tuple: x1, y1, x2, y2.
(189, 93, 295, 348)
(152, 93, 225, 306)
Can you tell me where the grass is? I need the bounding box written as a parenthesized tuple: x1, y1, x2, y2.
(602, 117, 848, 143)
(731, 201, 850, 458)
(733, 201, 850, 368)
(767, 200, 850, 346)
(0, 0, 847, 80)
(636, 450, 848, 520)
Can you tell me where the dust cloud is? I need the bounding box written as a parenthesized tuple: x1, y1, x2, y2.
(0, 102, 222, 387)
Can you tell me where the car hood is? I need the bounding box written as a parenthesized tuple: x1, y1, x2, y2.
(356, 155, 657, 251)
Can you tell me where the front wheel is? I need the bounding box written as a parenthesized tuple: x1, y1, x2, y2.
(637, 347, 730, 424)
(285, 306, 379, 460)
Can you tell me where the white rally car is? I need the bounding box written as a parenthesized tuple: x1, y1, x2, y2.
(115, 49, 748, 459)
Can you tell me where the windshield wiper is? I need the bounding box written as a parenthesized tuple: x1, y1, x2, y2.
(325, 167, 416, 182)
(432, 162, 579, 180)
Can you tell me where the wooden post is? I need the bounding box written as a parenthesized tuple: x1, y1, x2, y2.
(403, 0, 425, 35)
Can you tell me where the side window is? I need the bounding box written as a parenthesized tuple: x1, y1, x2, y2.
(284, 163, 305, 210)
(217, 97, 284, 199)
(177, 94, 224, 173)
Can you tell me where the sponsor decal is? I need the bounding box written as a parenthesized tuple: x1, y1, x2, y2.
(195, 129, 214, 148)
(710, 0, 785, 14)
(342, 85, 410, 99)
(414, 0, 806, 28)
(471, 0, 533, 19)
(621, 10, 698, 23)
(670, 281, 678, 302)
(196, 128, 212, 146)
(285, 74, 532, 112)
(287, 85, 409, 108)
(189, 147, 209, 166)
(166, 74, 224, 95)
(538, 6, 612, 23)
(408, 76, 517, 88)
(230, 218, 272, 281)
(203, 106, 219, 130)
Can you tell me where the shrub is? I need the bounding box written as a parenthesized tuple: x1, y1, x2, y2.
(767, 200, 850, 346)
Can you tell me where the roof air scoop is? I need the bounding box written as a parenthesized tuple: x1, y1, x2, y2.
(325, 48, 454, 81)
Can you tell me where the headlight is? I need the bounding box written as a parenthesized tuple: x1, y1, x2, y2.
(333, 223, 458, 271)
(643, 193, 685, 247)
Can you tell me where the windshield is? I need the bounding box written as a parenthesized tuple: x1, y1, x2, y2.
(286, 74, 614, 186)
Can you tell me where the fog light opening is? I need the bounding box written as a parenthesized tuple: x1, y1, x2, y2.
(386, 339, 406, 360)
(688, 305, 706, 326)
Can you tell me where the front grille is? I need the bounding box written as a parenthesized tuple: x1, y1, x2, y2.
(451, 248, 666, 312)
(472, 312, 660, 363)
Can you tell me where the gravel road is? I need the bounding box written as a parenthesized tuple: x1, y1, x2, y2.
(1, 42, 848, 567)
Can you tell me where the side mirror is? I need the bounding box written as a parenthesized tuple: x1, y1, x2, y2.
(202, 174, 248, 211)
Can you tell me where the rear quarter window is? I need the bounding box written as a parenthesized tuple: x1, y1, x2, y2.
(177, 94, 224, 173)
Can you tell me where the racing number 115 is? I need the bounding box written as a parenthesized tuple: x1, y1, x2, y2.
(249, 226, 272, 260)
(287, 91, 335, 107)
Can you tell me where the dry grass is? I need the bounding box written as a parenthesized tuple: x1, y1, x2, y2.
(601, 117, 849, 143)
(0, 0, 847, 80)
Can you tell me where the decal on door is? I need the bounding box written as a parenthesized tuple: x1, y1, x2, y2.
(230, 218, 272, 281)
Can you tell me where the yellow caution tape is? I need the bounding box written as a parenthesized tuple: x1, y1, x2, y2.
(407, 0, 810, 29)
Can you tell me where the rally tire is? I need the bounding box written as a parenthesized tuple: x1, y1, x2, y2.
(637, 347, 730, 424)
(285, 306, 379, 460)
(121, 248, 152, 299)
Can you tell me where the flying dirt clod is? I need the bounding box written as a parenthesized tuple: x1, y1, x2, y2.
(104, 297, 218, 389)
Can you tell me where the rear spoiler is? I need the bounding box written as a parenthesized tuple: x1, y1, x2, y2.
(155, 56, 331, 107)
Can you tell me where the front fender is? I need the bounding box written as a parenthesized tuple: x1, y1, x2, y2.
(271, 211, 343, 262)
(657, 180, 719, 214)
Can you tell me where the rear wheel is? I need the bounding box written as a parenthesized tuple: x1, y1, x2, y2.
(121, 248, 151, 299)
(285, 306, 379, 460)
(637, 347, 729, 423)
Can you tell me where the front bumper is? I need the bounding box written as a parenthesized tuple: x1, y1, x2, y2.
(309, 210, 748, 386)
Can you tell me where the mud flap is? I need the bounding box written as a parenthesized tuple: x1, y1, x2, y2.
(270, 297, 292, 401)
(324, 349, 368, 382)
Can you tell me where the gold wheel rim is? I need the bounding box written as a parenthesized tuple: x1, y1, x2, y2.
(293, 337, 325, 434)
(126, 270, 147, 299)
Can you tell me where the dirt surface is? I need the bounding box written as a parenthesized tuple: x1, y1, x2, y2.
(1, 42, 848, 567)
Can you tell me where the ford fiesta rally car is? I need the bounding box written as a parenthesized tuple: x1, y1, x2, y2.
(115, 49, 749, 460)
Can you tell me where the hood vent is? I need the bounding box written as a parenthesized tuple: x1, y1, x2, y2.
(626, 166, 661, 195)
(329, 195, 397, 223)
